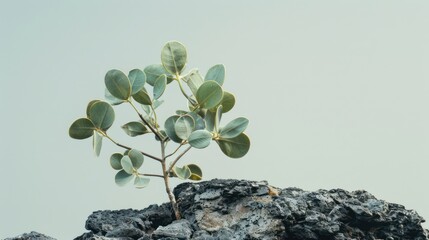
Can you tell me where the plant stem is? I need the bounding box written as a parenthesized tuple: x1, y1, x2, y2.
(104, 134, 162, 162)
(165, 142, 184, 159)
(139, 173, 164, 178)
(167, 146, 192, 174)
(161, 140, 181, 219)
(128, 101, 164, 141)
(176, 78, 193, 103)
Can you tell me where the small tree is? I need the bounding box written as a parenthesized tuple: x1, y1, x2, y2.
(69, 41, 250, 219)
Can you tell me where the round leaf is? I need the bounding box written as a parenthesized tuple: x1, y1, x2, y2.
(216, 133, 250, 158)
(196, 80, 224, 109)
(144, 64, 173, 86)
(174, 115, 195, 140)
(188, 112, 206, 130)
(219, 91, 235, 113)
(86, 100, 101, 117)
(115, 170, 133, 187)
(188, 130, 212, 149)
(105, 69, 131, 100)
(205, 64, 225, 86)
(132, 89, 152, 105)
(187, 164, 203, 181)
(93, 131, 103, 157)
(219, 117, 249, 139)
(120, 156, 134, 174)
(69, 118, 95, 139)
(128, 149, 144, 169)
(121, 121, 149, 137)
(182, 69, 204, 96)
(128, 69, 146, 95)
(165, 115, 182, 143)
(161, 41, 187, 75)
(204, 110, 215, 132)
(134, 176, 150, 189)
(110, 153, 123, 170)
(105, 89, 125, 105)
(173, 165, 191, 180)
(88, 101, 115, 131)
(153, 75, 167, 100)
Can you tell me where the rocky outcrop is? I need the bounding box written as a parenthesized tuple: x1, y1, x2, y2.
(4, 231, 56, 240)
(7, 179, 429, 240)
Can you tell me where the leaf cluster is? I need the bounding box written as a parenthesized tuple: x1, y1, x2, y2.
(69, 41, 250, 189)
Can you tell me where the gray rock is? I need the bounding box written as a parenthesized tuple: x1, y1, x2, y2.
(6, 179, 429, 239)
(5, 231, 56, 240)
(152, 220, 192, 240)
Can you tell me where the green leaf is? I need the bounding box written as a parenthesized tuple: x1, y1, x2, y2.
(219, 117, 249, 139)
(196, 80, 224, 109)
(204, 110, 215, 132)
(93, 131, 103, 156)
(144, 64, 173, 86)
(128, 149, 144, 169)
(188, 130, 212, 149)
(173, 165, 191, 180)
(105, 69, 131, 100)
(69, 118, 95, 139)
(205, 64, 225, 86)
(110, 153, 123, 170)
(161, 41, 187, 75)
(215, 105, 223, 133)
(174, 115, 195, 140)
(216, 133, 250, 158)
(86, 100, 101, 117)
(187, 164, 203, 181)
(153, 99, 164, 109)
(176, 110, 188, 115)
(121, 121, 149, 137)
(134, 176, 150, 189)
(141, 104, 151, 115)
(87, 101, 115, 131)
(153, 74, 167, 100)
(187, 112, 206, 130)
(132, 89, 152, 105)
(105, 89, 125, 105)
(182, 69, 204, 96)
(219, 91, 235, 113)
(128, 69, 146, 95)
(165, 115, 182, 143)
(120, 156, 134, 174)
(115, 170, 133, 187)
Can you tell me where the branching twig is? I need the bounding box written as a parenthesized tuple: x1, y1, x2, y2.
(139, 173, 163, 178)
(168, 146, 192, 173)
(165, 142, 185, 159)
(128, 101, 165, 141)
(104, 134, 162, 162)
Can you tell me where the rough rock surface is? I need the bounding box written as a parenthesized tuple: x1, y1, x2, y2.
(6, 179, 429, 240)
(4, 231, 56, 240)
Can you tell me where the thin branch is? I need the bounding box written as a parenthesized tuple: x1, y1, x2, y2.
(128, 101, 165, 141)
(165, 142, 185, 159)
(105, 134, 162, 162)
(139, 173, 164, 178)
(168, 146, 192, 173)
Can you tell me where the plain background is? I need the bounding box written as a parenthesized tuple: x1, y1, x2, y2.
(1, 1, 428, 239)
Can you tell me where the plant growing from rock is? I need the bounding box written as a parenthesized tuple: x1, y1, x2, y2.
(69, 41, 250, 219)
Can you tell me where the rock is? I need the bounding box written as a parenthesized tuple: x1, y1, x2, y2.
(5, 231, 56, 240)
(6, 179, 429, 239)
(152, 219, 192, 240)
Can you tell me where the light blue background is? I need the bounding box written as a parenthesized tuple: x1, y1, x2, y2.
(1, 1, 428, 239)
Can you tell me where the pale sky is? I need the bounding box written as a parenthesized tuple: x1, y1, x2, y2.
(1, 1, 428, 239)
